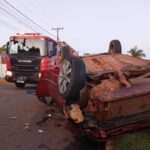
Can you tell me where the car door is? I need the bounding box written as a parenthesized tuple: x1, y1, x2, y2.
(47, 41, 60, 99)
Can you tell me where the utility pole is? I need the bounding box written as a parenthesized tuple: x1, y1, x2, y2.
(52, 27, 64, 42)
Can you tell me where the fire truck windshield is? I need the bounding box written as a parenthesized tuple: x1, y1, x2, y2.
(9, 38, 47, 56)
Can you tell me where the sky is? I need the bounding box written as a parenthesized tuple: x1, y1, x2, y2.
(0, 0, 150, 56)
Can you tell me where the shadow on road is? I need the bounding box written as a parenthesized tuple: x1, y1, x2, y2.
(65, 136, 105, 150)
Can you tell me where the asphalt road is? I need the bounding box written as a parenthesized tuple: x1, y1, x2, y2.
(0, 80, 102, 150)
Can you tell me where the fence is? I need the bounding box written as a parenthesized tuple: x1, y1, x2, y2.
(0, 55, 6, 79)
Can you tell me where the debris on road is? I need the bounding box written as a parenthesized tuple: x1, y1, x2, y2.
(38, 129, 44, 133)
(24, 122, 31, 130)
(47, 113, 52, 118)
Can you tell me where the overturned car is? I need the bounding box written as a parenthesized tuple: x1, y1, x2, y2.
(36, 40, 150, 140)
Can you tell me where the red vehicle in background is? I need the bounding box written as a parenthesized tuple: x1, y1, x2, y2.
(3, 33, 57, 88)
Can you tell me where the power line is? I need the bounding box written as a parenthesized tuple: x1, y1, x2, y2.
(0, 5, 38, 32)
(17, 0, 52, 34)
(2, 0, 56, 38)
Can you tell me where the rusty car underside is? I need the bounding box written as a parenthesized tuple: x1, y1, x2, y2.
(76, 53, 150, 140)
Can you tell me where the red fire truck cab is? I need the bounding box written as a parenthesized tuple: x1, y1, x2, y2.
(4, 33, 57, 88)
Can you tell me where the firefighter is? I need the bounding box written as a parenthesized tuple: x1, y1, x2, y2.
(10, 39, 19, 54)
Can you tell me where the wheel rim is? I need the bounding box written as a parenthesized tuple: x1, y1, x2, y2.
(58, 60, 72, 94)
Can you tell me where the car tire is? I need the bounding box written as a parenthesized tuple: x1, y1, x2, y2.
(108, 40, 122, 54)
(58, 46, 86, 105)
(15, 83, 25, 88)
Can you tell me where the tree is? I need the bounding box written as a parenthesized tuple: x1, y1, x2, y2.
(84, 53, 91, 56)
(0, 44, 6, 53)
(128, 46, 145, 58)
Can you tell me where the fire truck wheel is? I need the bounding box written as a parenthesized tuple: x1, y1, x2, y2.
(108, 40, 122, 54)
(58, 56, 86, 105)
(15, 83, 25, 88)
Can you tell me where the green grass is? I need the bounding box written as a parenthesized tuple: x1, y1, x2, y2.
(114, 130, 150, 150)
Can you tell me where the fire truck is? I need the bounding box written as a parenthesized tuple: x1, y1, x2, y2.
(4, 33, 57, 88)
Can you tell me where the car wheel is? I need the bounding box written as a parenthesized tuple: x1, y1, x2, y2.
(108, 40, 122, 54)
(15, 83, 25, 88)
(58, 46, 86, 105)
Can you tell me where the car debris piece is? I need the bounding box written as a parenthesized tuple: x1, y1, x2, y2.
(63, 104, 84, 124)
(38, 129, 44, 133)
(24, 123, 31, 130)
(47, 113, 52, 118)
